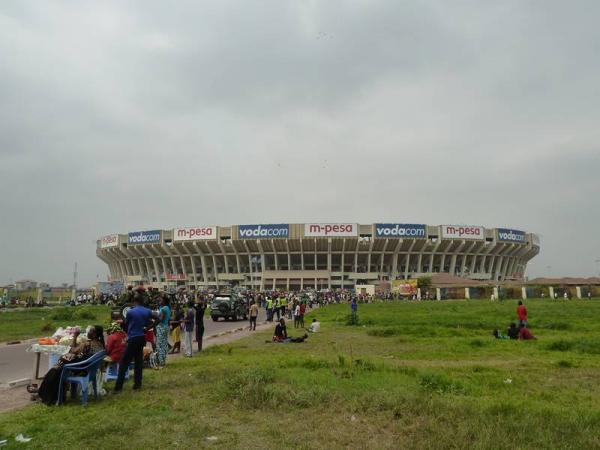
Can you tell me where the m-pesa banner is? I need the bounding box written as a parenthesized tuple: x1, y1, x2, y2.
(100, 234, 119, 248)
(304, 223, 358, 237)
(173, 227, 217, 241)
(441, 225, 485, 240)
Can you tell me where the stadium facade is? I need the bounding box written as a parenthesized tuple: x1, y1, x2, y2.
(96, 223, 540, 290)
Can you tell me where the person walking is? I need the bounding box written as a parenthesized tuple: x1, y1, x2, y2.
(115, 294, 158, 392)
(155, 295, 171, 368)
(183, 301, 195, 357)
(299, 301, 306, 328)
(194, 298, 206, 352)
(249, 300, 259, 331)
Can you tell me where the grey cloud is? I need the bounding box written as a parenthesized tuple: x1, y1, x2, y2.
(1, 0, 600, 285)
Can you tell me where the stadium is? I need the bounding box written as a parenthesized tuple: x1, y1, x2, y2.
(96, 223, 540, 291)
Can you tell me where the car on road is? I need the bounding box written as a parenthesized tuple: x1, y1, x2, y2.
(210, 293, 247, 321)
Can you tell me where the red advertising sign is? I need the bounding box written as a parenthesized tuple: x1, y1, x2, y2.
(166, 274, 187, 281)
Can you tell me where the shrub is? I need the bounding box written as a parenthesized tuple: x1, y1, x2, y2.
(556, 360, 575, 368)
(469, 339, 488, 348)
(50, 308, 75, 321)
(367, 328, 399, 337)
(41, 322, 54, 333)
(546, 340, 574, 352)
(345, 313, 360, 326)
(419, 372, 465, 395)
(74, 308, 96, 320)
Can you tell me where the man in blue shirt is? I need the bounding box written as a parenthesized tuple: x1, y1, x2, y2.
(114, 293, 158, 392)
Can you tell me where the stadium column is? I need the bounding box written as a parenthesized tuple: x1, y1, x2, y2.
(449, 252, 458, 276)
(243, 241, 253, 289)
(429, 239, 442, 275)
(141, 246, 158, 284)
(272, 239, 278, 271)
(391, 239, 402, 280)
(257, 240, 266, 291)
(185, 243, 198, 287)
(195, 242, 209, 289)
(405, 240, 416, 279)
(285, 239, 291, 273)
(461, 241, 476, 276)
(327, 238, 332, 290)
(299, 239, 305, 272)
(379, 239, 389, 276)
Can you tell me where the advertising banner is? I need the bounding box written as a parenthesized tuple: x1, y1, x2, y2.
(97, 281, 125, 295)
(392, 279, 418, 295)
(441, 225, 485, 240)
(166, 273, 187, 281)
(174, 226, 217, 241)
(128, 230, 161, 245)
(375, 224, 426, 238)
(304, 223, 358, 237)
(238, 224, 289, 239)
(100, 234, 119, 248)
(497, 228, 527, 243)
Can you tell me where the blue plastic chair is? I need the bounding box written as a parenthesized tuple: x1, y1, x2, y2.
(103, 362, 132, 382)
(57, 351, 106, 406)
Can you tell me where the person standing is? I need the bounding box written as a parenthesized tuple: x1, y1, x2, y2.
(299, 301, 306, 328)
(183, 301, 195, 357)
(194, 298, 206, 352)
(155, 295, 171, 368)
(115, 294, 158, 392)
(266, 297, 273, 322)
(294, 302, 301, 328)
(249, 300, 259, 331)
(516, 301, 528, 327)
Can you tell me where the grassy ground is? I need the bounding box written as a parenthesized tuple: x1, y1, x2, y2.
(1, 300, 600, 449)
(0, 306, 111, 342)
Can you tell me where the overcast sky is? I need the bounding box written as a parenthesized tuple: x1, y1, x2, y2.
(1, 1, 599, 286)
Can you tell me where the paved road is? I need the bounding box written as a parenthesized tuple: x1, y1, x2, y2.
(0, 313, 264, 385)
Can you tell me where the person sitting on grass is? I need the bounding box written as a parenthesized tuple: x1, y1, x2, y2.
(308, 318, 320, 333)
(493, 328, 508, 339)
(272, 318, 308, 343)
(519, 324, 537, 340)
(507, 323, 519, 340)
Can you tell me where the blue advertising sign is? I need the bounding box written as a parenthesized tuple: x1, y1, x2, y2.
(238, 224, 289, 239)
(375, 223, 427, 238)
(128, 230, 161, 245)
(497, 228, 527, 243)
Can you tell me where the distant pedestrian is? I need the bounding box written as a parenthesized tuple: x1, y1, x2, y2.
(249, 300, 259, 331)
(183, 301, 195, 357)
(516, 301, 528, 327)
(194, 299, 206, 352)
(299, 302, 306, 328)
(155, 295, 171, 368)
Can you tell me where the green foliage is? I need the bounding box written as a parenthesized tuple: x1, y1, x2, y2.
(417, 276, 432, 289)
(345, 312, 360, 326)
(2, 300, 600, 449)
(419, 372, 466, 395)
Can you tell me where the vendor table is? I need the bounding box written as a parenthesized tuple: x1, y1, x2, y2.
(25, 344, 70, 380)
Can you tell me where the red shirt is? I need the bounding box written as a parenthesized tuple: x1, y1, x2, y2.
(144, 329, 155, 344)
(519, 327, 535, 340)
(106, 331, 127, 362)
(517, 305, 527, 321)
(299, 304, 306, 315)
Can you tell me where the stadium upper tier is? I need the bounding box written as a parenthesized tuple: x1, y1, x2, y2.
(96, 223, 540, 289)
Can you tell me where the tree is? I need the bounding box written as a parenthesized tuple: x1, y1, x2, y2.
(417, 276, 432, 289)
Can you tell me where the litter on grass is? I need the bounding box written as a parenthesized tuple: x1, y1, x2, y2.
(15, 434, 32, 443)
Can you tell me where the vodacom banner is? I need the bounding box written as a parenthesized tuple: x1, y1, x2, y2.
(304, 223, 358, 237)
(441, 225, 485, 240)
(173, 226, 217, 241)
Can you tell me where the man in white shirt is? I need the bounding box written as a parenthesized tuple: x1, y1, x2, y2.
(308, 319, 320, 333)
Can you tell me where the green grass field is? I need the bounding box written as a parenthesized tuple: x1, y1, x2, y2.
(1, 300, 599, 449)
(0, 306, 111, 342)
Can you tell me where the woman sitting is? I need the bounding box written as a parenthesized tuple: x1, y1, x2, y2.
(31, 325, 105, 405)
(104, 322, 126, 363)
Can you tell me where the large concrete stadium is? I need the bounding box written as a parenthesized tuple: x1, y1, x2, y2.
(96, 223, 540, 290)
